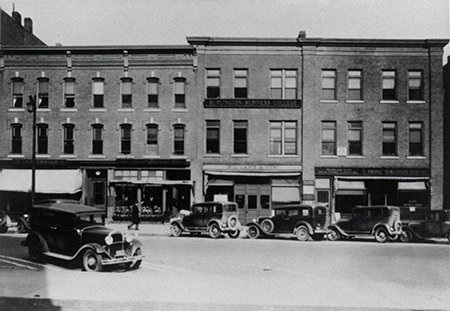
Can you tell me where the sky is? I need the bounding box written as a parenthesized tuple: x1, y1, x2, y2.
(1, 0, 449, 59)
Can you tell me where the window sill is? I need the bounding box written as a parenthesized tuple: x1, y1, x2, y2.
(36, 154, 51, 158)
(407, 156, 426, 160)
(406, 100, 426, 104)
(60, 154, 77, 158)
(231, 154, 249, 158)
(267, 154, 299, 158)
(7, 154, 25, 158)
(37, 108, 51, 112)
(319, 155, 338, 158)
(346, 155, 365, 159)
(320, 100, 338, 103)
(143, 155, 161, 158)
(380, 100, 399, 104)
(89, 155, 106, 158)
(117, 154, 134, 158)
(171, 108, 188, 112)
(171, 155, 188, 159)
(345, 100, 364, 104)
(380, 156, 399, 159)
(144, 108, 161, 112)
(89, 108, 106, 112)
(8, 108, 25, 112)
(204, 154, 221, 158)
(61, 108, 78, 112)
(118, 108, 135, 112)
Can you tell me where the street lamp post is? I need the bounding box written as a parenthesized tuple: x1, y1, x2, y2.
(26, 95, 37, 208)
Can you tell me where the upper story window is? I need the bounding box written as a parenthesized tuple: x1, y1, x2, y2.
(348, 121, 363, 156)
(233, 120, 248, 154)
(348, 70, 362, 101)
(64, 77, 76, 108)
(382, 70, 397, 101)
(234, 69, 248, 99)
(92, 77, 105, 108)
(321, 121, 336, 156)
(270, 121, 297, 155)
(206, 69, 220, 99)
(37, 123, 49, 154)
(174, 77, 186, 108)
(121, 77, 133, 109)
(206, 120, 220, 154)
(408, 71, 423, 101)
(409, 122, 423, 156)
(63, 123, 75, 154)
(11, 123, 22, 154)
(120, 124, 132, 154)
(382, 122, 397, 156)
(270, 70, 297, 99)
(173, 124, 185, 155)
(11, 77, 24, 108)
(146, 77, 159, 108)
(37, 77, 49, 109)
(92, 124, 104, 155)
(321, 70, 336, 101)
(146, 124, 158, 156)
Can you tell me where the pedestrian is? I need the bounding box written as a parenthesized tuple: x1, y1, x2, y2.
(128, 203, 140, 230)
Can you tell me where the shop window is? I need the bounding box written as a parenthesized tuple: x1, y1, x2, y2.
(409, 122, 423, 156)
(322, 70, 336, 100)
(348, 121, 362, 156)
(120, 124, 132, 154)
(146, 124, 158, 156)
(348, 70, 362, 101)
(63, 123, 75, 154)
(206, 120, 220, 154)
(234, 69, 248, 98)
(382, 70, 397, 101)
(146, 77, 159, 108)
(233, 120, 248, 154)
(382, 122, 397, 156)
(64, 77, 76, 108)
(121, 77, 133, 108)
(174, 77, 186, 108)
(11, 77, 24, 108)
(322, 121, 336, 155)
(270, 69, 297, 99)
(408, 71, 423, 101)
(270, 121, 297, 155)
(173, 124, 185, 155)
(11, 123, 22, 154)
(92, 77, 104, 108)
(37, 77, 49, 108)
(37, 123, 48, 154)
(92, 124, 103, 155)
(206, 69, 220, 99)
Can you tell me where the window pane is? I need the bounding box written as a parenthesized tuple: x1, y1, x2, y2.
(323, 129, 335, 140)
(322, 89, 335, 100)
(348, 130, 361, 141)
(121, 82, 131, 94)
(410, 130, 421, 143)
(235, 77, 247, 88)
(322, 77, 335, 88)
(348, 78, 361, 89)
(285, 89, 296, 99)
(285, 77, 296, 88)
(271, 77, 282, 88)
(174, 81, 185, 94)
(93, 82, 104, 94)
(383, 79, 395, 89)
(65, 81, 75, 94)
(270, 89, 282, 99)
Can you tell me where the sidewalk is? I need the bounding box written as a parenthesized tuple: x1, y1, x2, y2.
(106, 221, 171, 237)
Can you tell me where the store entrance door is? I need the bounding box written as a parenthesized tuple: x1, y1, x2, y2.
(235, 184, 271, 224)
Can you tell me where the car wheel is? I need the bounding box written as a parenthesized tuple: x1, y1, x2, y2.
(327, 228, 341, 241)
(28, 235, 44, 262)
(260, 219, 274, 234)
(247, 225, 260, 239)
(399, 230, 413, 243)
(170, 223, 182, 237)
(209, 223, 221, 239)
(228, 230, 240, 239)
(295, 226, 310, 241)
(312, 233, 325, 241)
(227, 216, 239, 231)
(82, 249, 103, 272)
(125, 247, 142, 270)
(17, 222, 26, 233)
(374, 227, 389, 243)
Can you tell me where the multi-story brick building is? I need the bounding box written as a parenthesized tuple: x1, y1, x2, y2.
(0, 9, 448, 223)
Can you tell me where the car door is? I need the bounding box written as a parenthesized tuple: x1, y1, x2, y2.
(271, 208, 287, 233)
(423, 211, 442, 237)
(53, 212, 79, 256)
(350, 208, 368, 233)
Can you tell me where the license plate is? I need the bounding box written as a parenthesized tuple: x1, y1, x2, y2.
(116, 250, 126, 257)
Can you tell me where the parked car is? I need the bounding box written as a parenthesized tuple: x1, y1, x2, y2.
(328, 206, 402, 243)
(170, 201, 241, 239)
(21, 201, 144, 271)
(0, 210, 12, 233)
(246, 204, 327, 241)
(399, 208, 450, 243)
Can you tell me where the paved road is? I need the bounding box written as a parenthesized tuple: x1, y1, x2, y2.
(1, 226, 450, 310)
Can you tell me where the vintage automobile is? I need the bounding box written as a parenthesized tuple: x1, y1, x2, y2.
(246, 204, 327, 241)
(0, 210, 12, 233)
(22, 201, 144, 271)
(170, 201, 241, 239)
(328, 205, 402, 243)
(399, 208, 450, 243)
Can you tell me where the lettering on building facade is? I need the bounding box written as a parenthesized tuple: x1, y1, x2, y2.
(204, 99, 302, 108)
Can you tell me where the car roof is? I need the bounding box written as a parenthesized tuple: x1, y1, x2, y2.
(32, 202, 105, 215)
(354, 205, 399, 210)
(273, 204, 321, 209)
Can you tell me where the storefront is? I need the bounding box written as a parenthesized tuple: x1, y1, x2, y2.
(315, 167, 430, 219)
(204, 165, 302, 224)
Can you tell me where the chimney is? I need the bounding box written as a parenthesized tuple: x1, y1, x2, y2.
(298, 31, 306, 39)
(24, 18, 33, 33)
(12, 11, 22, 25)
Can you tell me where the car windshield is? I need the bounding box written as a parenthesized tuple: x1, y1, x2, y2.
(224, 204, 237, 212)
(75, 213, 105, 226)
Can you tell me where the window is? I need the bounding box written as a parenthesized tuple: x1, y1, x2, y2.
(64, 78, 75, 108)
(37, 124, 48, 154)
(146, 124, 158, 156)
(270, 70, 297, 99)
(408, 71, 423, 101)
(146, 77, 159, 108)
(322, 121, 336, 155)
(348, 121, 362, 155)
(233, 121, 248, 154)
(234, 69, 248, 98)
(121, 77, 132, 108)
(120, 124, 132, 154)
(348, 70, 362, 100)
(206, 69, 220, 99)
(11, 78, 24, 108)
(92, 124, 103, 155)
(322, 70, 336, 100)
(63, 124, 75, 154)
(206, 120, 220, 154)
(382, 70, 397, 101)
(174, 124, 185, 155)
(382, 122, 397, 156)
(37, 77, 49, 108)
(92, 78, 104, 108)
(11, 123, 22, 154)
(270, 121, 297, 155)
(409, 122, 423, 156)
(174, 77, 186, 108)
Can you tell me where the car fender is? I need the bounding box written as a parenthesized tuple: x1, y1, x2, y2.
(294, 221, 314, 235)
(207, 219, 223, 230)
(371, 223, 395, 237)
(17, 217, 31, 230)
(328, 224, 351, 237)
(127, 239, 143, 254)
(170, 219, 188, 232)
(22, 231, 49, 252)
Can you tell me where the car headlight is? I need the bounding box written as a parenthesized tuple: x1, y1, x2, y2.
(105, 235, 113, 245)
(125, 235, 133, 243)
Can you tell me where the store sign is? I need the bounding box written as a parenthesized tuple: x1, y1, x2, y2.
(315, 167, 430, 177)
(204, 99, 301, 108)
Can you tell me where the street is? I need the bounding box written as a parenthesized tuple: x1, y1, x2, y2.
(1, 225, 450, 311)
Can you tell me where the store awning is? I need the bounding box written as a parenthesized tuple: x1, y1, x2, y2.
(109, 180, 193, 186)
(205, 171, 301, 177)
(335, 180, 366, 195)
(336, 176, 429, 181)
(207, 178, 234, 186)
(398, 181, 427, 190)
(0, 169, 82, 194)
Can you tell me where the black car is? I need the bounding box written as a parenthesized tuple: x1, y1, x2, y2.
(399, 207, 450, 243)
(22, 201, 144, 271)
(0, 210, 12, 233)
(246, 204, 327, 241)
